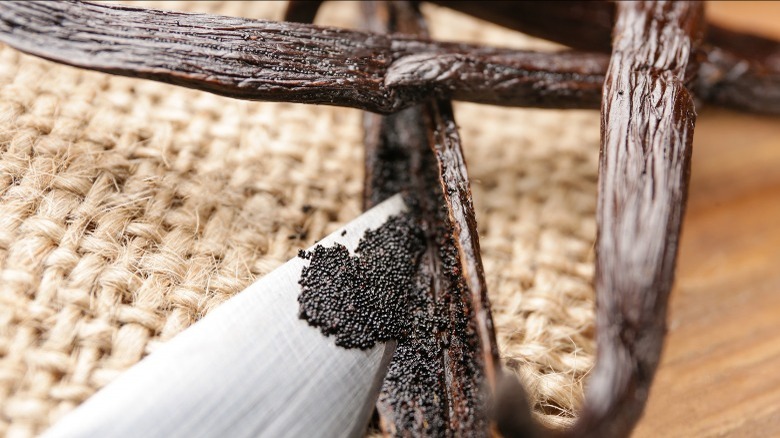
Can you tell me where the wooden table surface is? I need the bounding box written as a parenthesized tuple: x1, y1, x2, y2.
(633, 3, 780, 437)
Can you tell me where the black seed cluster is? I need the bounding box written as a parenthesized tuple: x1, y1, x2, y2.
(297, 214, 425, 349)
(377, 251, 449, 436)
(378, 217, 488, 437)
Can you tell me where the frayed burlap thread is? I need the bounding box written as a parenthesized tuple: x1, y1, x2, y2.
(0, 2, 597, 436)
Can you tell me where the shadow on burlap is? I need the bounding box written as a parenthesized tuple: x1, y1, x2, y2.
(0, 2, 598, 436)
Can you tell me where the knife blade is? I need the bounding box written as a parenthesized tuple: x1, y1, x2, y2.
(42, 194, 407, 438)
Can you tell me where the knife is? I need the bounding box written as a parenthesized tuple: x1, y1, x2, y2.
(42, 194, 407, 438)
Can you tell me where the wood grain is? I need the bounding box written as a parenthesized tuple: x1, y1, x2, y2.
(633, 3, 780, 437)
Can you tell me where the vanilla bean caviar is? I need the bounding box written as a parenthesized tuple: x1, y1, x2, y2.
(297, 199, 486, 436)
(297, 214, 426, 349)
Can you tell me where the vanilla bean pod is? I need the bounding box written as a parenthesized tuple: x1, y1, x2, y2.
(429, 1, 614, 53)
(0, 1, 416, 113)
(283, 0, 323, 24)
(288, 0, 490, 433)
(698, 25, 780, 114)
(8, 2, 766, 116)
(386, 50, 606, 110)
(564, 2, 703, 437)
(0, 1, 605, 112)
(357, 1, 500, 435)
(431, 0, 780, 114)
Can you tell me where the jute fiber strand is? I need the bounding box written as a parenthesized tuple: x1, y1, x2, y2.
(0, 2, 598, 436)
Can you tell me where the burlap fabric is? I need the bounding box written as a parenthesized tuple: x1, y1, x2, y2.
(0, 2, 598, 436)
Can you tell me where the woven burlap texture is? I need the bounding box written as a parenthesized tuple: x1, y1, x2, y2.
(0, 2, 598, 436)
